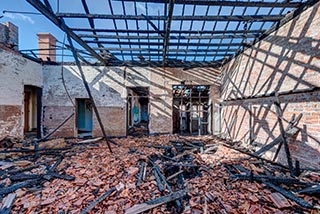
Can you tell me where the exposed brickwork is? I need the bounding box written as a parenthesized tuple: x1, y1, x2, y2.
(0, 46, 42, 140)
(92, 107, 126, 137)
(37, 33, 56, 62)
(42, 106, 75, 137)
(0, 105, 22, 139)
(42, 65, 220, 137)
(0, 22, 18, 51)
(220, 2, 320, 169)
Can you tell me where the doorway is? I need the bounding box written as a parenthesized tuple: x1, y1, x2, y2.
(127, 87, 149, 136)
(24, 85, 42, 138)
(172, 85, 211, 135)
(76, 99, 93, 138)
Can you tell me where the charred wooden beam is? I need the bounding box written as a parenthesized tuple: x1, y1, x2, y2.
(115, 0, 301, 8)
(57, 13, 284, 22)
(162, 0, 175, 65)
(125, 189, 187, 214)
(64, 31, 113, 152)
(73, 28, 265, 34)
(298, 184, 320, 195)
(264, 181, 314, 208)
(94, 47, 239, 53)
(231, 173, 311, 186)
(83, 40, 245, 47)
(0, 193, 16, 214)
(141, 14, 164, 37)
(111, 53, 233, 57)
(79, 34, 257, 40)
(80, 187, 117, 214)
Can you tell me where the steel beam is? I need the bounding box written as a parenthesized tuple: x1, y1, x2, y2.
(26, 0, 110, 64)
(56, 13, 284, 21)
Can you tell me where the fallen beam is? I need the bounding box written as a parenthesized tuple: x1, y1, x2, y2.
(80, 187, 117, 214)
(125, 189, 188, 214)
(264, 181, 314, 209)
(0, 193, 16, 214)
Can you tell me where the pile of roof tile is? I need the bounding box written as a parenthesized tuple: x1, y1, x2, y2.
(0, 135, 319, 213)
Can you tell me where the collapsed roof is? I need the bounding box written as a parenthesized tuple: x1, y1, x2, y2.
(25, 0, 310, 66)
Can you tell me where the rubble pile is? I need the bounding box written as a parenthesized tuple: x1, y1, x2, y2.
(0, 135, 319, 213)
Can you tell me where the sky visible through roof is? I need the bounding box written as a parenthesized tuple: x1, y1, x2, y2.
(0, 0, 301, 63)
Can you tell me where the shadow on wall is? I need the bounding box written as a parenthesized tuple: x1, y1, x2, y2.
(220, 4, 320, 169)
(43, 63, 221, 136)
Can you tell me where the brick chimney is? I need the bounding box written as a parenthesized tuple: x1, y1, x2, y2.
(37, 33, 56, 62)
(0, 22, 19, 50)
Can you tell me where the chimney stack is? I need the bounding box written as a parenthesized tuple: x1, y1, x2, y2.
(0, 22, 19, 51)
(37, 33, 56, 62)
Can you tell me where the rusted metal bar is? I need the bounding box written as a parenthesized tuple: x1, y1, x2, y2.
(163, 0, 174, 65)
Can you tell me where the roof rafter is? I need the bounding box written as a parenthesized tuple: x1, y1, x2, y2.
(115, 0, 301, 8)
(163, 0, 174, 64)
(56, 13, 284, 21)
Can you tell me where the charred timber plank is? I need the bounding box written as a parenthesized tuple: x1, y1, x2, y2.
(264, 181, 313, 208)
(298, 184, 320, 195)
(56, 13, 284, 21)
(0, 179, 40, 196)
(136, 162, 146, 186)
(46, 172, 75, 181)
(80, 187, 116, 214)
(0, 193, 16, 214)
(9, 173, 40, 182)
(154, 168, 164, 192)
(125, 189, 188, 214)
(231, 174, 311, 186)
(0, 147, 71, 153)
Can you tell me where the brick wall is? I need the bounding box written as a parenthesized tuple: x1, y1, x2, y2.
(0, 47, 42, 139)
(220, 2, 320, 169)
(42, 65, 220, 137)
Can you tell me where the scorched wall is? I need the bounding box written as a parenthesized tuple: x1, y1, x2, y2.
(42, 65, 220, 137)
(220, 2, 320, 169)
(0, 47, 42, 139)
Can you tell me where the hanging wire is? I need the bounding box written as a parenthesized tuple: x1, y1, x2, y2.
(60, 33, 75, 107)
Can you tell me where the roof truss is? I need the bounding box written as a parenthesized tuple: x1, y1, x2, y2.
(25, 0, 310, 66)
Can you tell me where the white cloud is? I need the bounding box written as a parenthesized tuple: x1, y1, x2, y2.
(4, 13, 35, 24)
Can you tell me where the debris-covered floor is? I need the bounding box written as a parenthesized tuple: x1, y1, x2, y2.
(0, 135, 320, 214)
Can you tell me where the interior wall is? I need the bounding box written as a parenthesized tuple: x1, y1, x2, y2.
(42, 65, 220, 137)
(0, 47, 42, 139)
(220, 2, 320, 169)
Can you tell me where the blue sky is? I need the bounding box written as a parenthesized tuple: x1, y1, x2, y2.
(1, 0, 65, 51)
(0, 0, 294, 62)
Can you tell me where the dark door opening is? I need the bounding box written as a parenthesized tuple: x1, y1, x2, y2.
(127, 87, 149, 136)
(172, 85, 211, 135)
(76, 99, 93, 138)
(24, 85, 42, 139)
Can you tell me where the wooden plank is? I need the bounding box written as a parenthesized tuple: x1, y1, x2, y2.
(125, 189, 187, 214)
(0, 193, 16, 214)
(269, 192, 291, 209)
